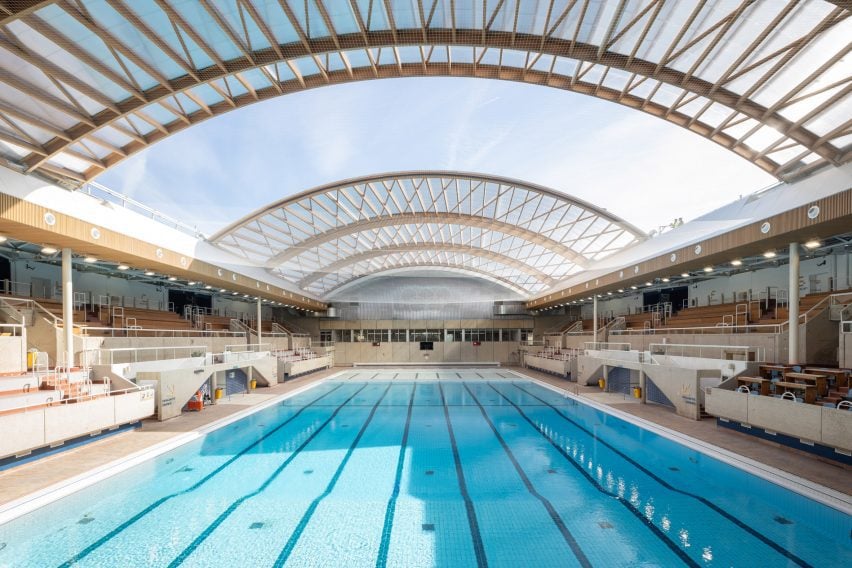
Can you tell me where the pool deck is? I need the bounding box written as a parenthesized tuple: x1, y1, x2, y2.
(0, 366, 849, 513)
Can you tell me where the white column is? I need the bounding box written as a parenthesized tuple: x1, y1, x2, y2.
(788, 243, 800, 365)
(592, 295, 598, 343)
(61, 248, 74, 370)
(256, 298, 262, 348)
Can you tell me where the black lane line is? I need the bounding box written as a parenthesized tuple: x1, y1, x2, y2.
(166, 383, 371, 567)
(438, 382, 488, 568)
(489, 383, 696, 567)
(274, 382, 395, 566)
(462, 384, 591, 568)
(507, 383, 812, 568)
(58, 382, 348, 568)
(375, 382, 417, 568)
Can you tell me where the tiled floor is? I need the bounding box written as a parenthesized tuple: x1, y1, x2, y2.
(0, 365, 848, 511)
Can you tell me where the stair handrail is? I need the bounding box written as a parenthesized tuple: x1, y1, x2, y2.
(779, 291, 852, 331)
(560, 320, 584, 336)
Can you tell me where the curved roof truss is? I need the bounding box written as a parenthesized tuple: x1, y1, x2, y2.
(0, 1, 849, 183)
(212, 171, 645, 298)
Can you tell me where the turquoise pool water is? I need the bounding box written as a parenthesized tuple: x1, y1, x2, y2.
(0, 370, 849, 567)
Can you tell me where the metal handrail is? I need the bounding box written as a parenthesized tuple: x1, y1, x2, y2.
(612, 323, 784, 335)
(0, 384, 154, 415)
(77, 326, 246, 338)
(0, 323, 25, 336)
(82, 345, 205, 366)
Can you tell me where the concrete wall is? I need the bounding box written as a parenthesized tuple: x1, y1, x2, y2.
(841, 331, 852, 368)
(0, 390, 155, 460)
(705, 388, 852, 452)
(0, 335, 26, 372)
(331, 341, 520, 365)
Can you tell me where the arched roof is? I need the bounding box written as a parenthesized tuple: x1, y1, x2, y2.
(211, 170, 645, 298)
(0, 0, 849, 183)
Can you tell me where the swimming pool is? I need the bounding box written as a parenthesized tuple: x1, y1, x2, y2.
(0, 370, 849, 567)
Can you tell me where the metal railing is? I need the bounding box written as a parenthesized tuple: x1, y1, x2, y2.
(80, 180, 203, 237)
(0, 384, 155, 415)
(612, 323, 786, 335)
(0, 322, 25, 337)
(82, 345, 206, 366)
(0, 279, 32, 297)
(77, 326, 246, 338)
(648, 343, 763, 362)
(583, 342, 631, 351)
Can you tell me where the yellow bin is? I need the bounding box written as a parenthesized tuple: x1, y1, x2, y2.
(598, 378, 605, 390)
(249, 379, 257, 390)
(633, 387, 642, 399)
(26, 349, 38, 370)
(214, 387, 224, 400)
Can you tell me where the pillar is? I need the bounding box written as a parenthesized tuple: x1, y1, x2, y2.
(639, 369, 647, 404)
(61, 248, 74, 370)
(256, 298, 262, 348)
(788, 242, 800, 365)
(592, 295, 598, 344)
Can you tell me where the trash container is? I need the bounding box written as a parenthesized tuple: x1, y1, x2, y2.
(214, 387, 224, 400)
(598, 378, 605, 390)
(27, 349, 39, 370)
(249, 379, 257, 390)
(633, 387, 642, 399)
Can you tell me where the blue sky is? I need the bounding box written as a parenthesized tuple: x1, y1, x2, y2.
(98, 77, 775, 236)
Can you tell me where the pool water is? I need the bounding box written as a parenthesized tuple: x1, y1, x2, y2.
(0, 370, 849, 567)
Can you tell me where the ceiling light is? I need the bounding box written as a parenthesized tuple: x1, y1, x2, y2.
(205, 285, 212, 290)
(645, 281, 652, 286)
(731, 259, 742, 266)
(703, 266, 713, 272)
(168, 276, 177, 281)
(662, 277, 670, 282)
(144, 270, 155, 276)
(617, 289, 624, 293)
(607, 292, 612, 295)
(0, 236, 7, 242)
(83, 256, 97, 263)
(630, 285, 637, 290)
(763, 251, 776, 258)
(804, 240, 820, 249)
(187, 281, 196, 285)
(117, 264, 129, 270)
(41, 246, 57, 254)
(219, 289, 226, 293)
(681, 272, 689, 278)
(232, 292, 238, 295)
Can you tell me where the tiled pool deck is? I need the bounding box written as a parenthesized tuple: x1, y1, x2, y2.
(0, 366, 848, 511)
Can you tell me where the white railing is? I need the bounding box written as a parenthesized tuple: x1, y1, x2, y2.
(612, 323, 786, 335)
(82, 345, 206, 366)
(0, 384, 154, 414)
(225, 343, 272, 353)
(0, 279, 32, 297)
(0, 322, 25, 337)
(648, 343, 763, 362)
(584, 341, 632, 351)
(80, 180, 202, 237)
(77, 326, 246, 338)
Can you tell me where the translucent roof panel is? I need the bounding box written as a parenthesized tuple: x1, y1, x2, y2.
(210, 171, 646, 299)
(0, 0, 848, 183)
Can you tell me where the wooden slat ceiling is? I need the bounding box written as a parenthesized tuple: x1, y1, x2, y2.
(0, 0, 847, 183)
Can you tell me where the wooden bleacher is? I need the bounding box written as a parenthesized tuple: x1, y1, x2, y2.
(111, 306, 192, 331)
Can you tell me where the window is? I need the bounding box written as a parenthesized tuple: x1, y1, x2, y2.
(445, 329, 462, 342)
(364, 329, 389, 342)
(320, 330, 332, 343)
(333, 329, 351, 343)
(520, 329, 534, 342)
(500, 329, 519, 342)
(411, 329, 441, 342)
(391, 329, 408, 342)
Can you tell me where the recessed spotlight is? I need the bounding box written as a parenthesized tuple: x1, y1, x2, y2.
(219, 289, 226, 293)
(187, 281, 196, 285)
(763, 251, 776, 258)
(731, 259, 742, 266)
(0, 236, 7, 242)
(703, 266, 713, 272)
(630, 285, 637, 290)
(205, 285, 212, 290)
(645, 281, 652, 286)
(41, 246, 57, 254)
(232, 292, 238, 295)
(662, 278, 670, 283)
(607, 292, 612, 295)
(168, 276, 177, 281)
(804, 240, 820, 249)
(117, 264, 129, 270)
(144, 270, 155, 276)
(83, 256, 97, 263)
(617, 289, 624, 293)
(681, 272, 689, 278)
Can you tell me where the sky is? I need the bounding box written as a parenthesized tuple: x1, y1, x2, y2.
(97, 77, 776, 237)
